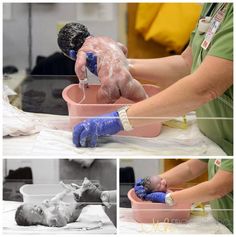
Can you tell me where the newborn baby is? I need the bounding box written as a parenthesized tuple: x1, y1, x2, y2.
(142, 175, 167, 193)
(58, 22, 147, 104)
(15, 185, 85, 227)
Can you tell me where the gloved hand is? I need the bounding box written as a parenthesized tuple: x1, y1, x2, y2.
(134, 178, 147, 199)
(67, 49, 98, 76)
(75, 36, 147, 104)
(85, 51, 98, 75)
(73, 111, 123, 147)
(73, 178, 103, 205)
(144, 192, 166, 203)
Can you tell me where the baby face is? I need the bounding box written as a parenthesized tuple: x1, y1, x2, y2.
(22, 203, 67, 227)
(149, 176, 167, 192)
(22, 204, 47, 226)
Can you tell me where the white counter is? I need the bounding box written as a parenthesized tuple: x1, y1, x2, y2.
(3, 201, 116, 234)
(3, 112, 226, 157)
(119, 206, 232, 234)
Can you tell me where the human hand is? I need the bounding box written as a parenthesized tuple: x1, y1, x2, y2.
(73, 111, 123, 147)
(75, 36, 147, 103)
(73, 178, 103, 205)
(100, 191, 111, 208)
(144, 192, 166, 203)
(134, 178, 147, 199)
(84, 42, 128, 75)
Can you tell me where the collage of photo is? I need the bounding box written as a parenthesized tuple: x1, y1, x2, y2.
(2, 1, 233, 236)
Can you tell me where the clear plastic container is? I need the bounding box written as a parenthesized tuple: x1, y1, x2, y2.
(62, 84, 162, 137)
(20, 184, 74, 204)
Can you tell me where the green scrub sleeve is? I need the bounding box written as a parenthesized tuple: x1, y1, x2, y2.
(189, 4, 208, 46)
(219, 159, 233, 173)
(207, 4, 233, 61)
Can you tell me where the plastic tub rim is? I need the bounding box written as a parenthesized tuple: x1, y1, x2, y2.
(62, 83, 160, 106)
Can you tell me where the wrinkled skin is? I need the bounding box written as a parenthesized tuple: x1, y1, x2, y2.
(147, 176, 167, 192)
(75, 36, 147, 104)
(73, 177, 103, 205)
(134, 177, 168, 203)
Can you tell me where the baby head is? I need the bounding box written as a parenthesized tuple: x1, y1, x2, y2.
(143, 176, 167, 193)
(57, 22, 90, 58)
(15, 203, 67, 227)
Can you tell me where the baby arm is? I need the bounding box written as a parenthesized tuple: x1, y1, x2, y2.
(42, 182, 72, 207)
(50, 190, 70, 203)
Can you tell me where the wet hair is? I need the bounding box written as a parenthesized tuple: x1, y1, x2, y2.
(15, 204, 32, 226)
(15, 204, 41, 226)
(142, 177, 153, 193)
(57, 22, 90, 57)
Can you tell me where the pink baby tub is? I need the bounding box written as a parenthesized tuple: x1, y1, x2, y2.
(62, 84, 162, 137)
(128, 188, 191, 223)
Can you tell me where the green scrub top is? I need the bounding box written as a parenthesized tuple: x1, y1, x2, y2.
(190, 3, 233, 155)
(200, 159, 233, 232)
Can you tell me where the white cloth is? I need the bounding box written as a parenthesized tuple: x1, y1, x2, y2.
(3, 201, 116, 234)
(3, 85, 51, 137)
(119, 206, 232, 234)
(30, 125, 225, 157)
(3, 101, 50, 136)
(3, 113, 226, 157)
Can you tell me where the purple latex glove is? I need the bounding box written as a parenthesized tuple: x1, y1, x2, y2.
(73, 111, 123, 147)
(68, 50, 97, 76)
(144, 192, 166, 203)
(134, 178, 147, 199)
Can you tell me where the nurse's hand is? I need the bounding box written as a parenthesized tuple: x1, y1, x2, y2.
(134, 178, 147, 199)
(73, 111, 123, 147)
(144, 192, 166, 203)
(73, 178, 103, 205)
(75, 36, 147, 104)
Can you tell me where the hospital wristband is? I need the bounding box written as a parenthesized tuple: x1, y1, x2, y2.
(165, 193, 175, 206)
(117, 106, 133, 131)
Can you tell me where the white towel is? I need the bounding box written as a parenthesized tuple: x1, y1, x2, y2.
(31, 122, 226, 157)
(3, 84, 51, 137)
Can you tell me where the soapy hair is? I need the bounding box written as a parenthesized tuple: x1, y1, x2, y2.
(57, 22, 90, 57)
(142, 177, 153, 192)
(15, 204, 33, 226)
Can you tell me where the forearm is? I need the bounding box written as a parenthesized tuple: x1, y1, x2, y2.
(101, 190, 117, 208)
(128, 55, 191, 89)
(127, 74, 208, 127)
(51, 190, 69, 202)
(172, 180, 230, 204)
(127, 55, 232, 128)
(171, 168, 233, 205)
(107, 190, 117, 203)
(160, 160, 208, 188)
